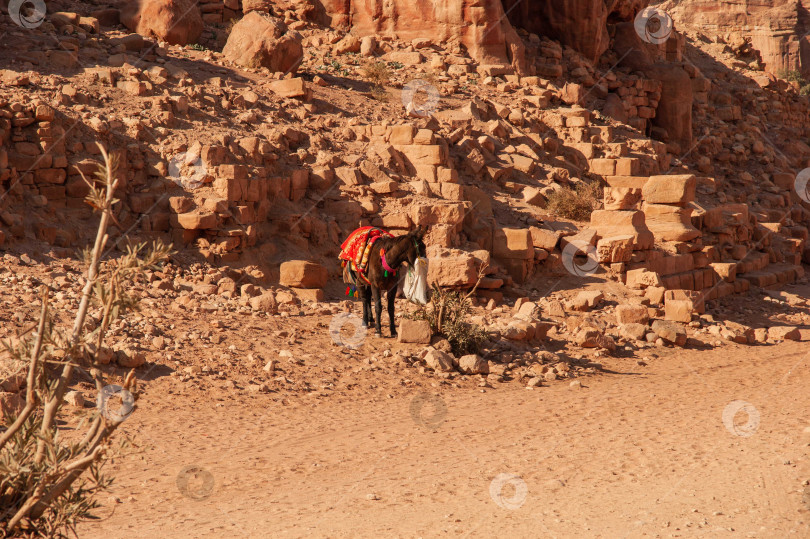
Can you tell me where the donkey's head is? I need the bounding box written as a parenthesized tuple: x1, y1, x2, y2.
(402, 226, 427, 267)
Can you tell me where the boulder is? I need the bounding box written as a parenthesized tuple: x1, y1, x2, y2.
(642, 175, 696, 206)
(619, 323, 648, 341)
(279, 261, 327, 288)
(424, 348, 455, 372)
(493, 228, 533, 259)
(121, 0, 203, 46)
(566, 290, 603, 312)
(222, 11, 303, 73)
(427, 248, 478, 287)
(249, 292, 278, 313)
(596, 235, 634, 263)
(768, 326, 801, 341)
(651, 320, 687, 346)
(575, 327, 616, 351)
(457, 354, 489, 375)
(615, 304, 649, 325)
(398, 319, 432, 344)
(589, 210, 654, 249)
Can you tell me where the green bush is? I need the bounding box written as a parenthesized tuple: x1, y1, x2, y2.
(409, 284, 487, 356)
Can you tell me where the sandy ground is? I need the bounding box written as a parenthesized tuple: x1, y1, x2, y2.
(78, 331, 810, 538)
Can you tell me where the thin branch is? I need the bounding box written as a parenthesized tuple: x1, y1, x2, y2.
(0, 288, 49, 451)
(35, 144, 118, 465)
(462, 262, 489, 302)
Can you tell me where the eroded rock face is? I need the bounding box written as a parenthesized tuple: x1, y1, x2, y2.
(503, 0, 650, 62)
(121, 0, 203, 46)
(660, 0, 810, 76)
(318, 0, 527, 72)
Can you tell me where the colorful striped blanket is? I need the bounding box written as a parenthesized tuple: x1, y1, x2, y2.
(339, 226, 393, 284)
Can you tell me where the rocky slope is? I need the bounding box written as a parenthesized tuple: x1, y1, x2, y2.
(0, 0, 809, 412)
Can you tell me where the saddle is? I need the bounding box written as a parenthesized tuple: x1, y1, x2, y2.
(338, 226, 394, 292)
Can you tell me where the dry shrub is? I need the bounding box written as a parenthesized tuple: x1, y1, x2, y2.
(361, 60, 392, 94)
(546, 182, 603, 221)
(0, 145, 171, 537)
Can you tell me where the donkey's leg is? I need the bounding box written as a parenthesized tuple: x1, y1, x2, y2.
(387, 287, 397, 338)
(359, 287, 374, 327)
(372, 286, 383, 335)
(364, 286, 374, 326)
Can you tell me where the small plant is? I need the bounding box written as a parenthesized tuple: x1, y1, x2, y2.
(362, 61, 392, 87)
(409, 265, 488, 356)
(189, 43, 208, 52)
(388, 61, 404, 70)
(777, 69, 804, 83)
(546, 181, 603, 221)
(0, 144, 171, 537)
(361, 61, 392, 99)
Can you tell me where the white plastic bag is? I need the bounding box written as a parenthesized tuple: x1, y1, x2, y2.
(404, 257, 430, 305)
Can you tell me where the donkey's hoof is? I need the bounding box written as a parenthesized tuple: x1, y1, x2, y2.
(389, 331, 398, 339)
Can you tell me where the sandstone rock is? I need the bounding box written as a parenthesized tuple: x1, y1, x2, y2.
(279, 261, 327, 288)
(575, 327, 616, 351)
(642, 203, 700, 242)
(427, 248, 478, 287)
(642, 175, 696, 206)
(596, 235, 634, 263)
(64, 390, 85, 408)
(768, 326, 801, 341)
(121, 0, 203, 46)
(619, 323, 648, 341)
(664, 299, 694, 323)
(398, 319, 432, 344)
(250, 292, 278, 313)
(651, 320, 687, 347)
(567, 290, 603, 312)
(268, 77, 308, 99)
(626, 269, 663, 289)
(457, 354, 489, 375)
(424, 348, 456, 372)
(493, 228, 532, 259)
(615, 304, 649, 325)
(589, 209, 654, 249)
(116, 348, 146, 368)
(176, 212, 217, 230)
(223, 12, 303, 73)
(529, 226, 561, 250)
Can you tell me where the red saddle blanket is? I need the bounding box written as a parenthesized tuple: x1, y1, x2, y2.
(339, 226, 393, 279)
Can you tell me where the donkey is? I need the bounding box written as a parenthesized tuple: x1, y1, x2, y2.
(350, 226, 427, 337)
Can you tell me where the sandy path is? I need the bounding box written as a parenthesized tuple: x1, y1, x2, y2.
(78, 334, 810, 538)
